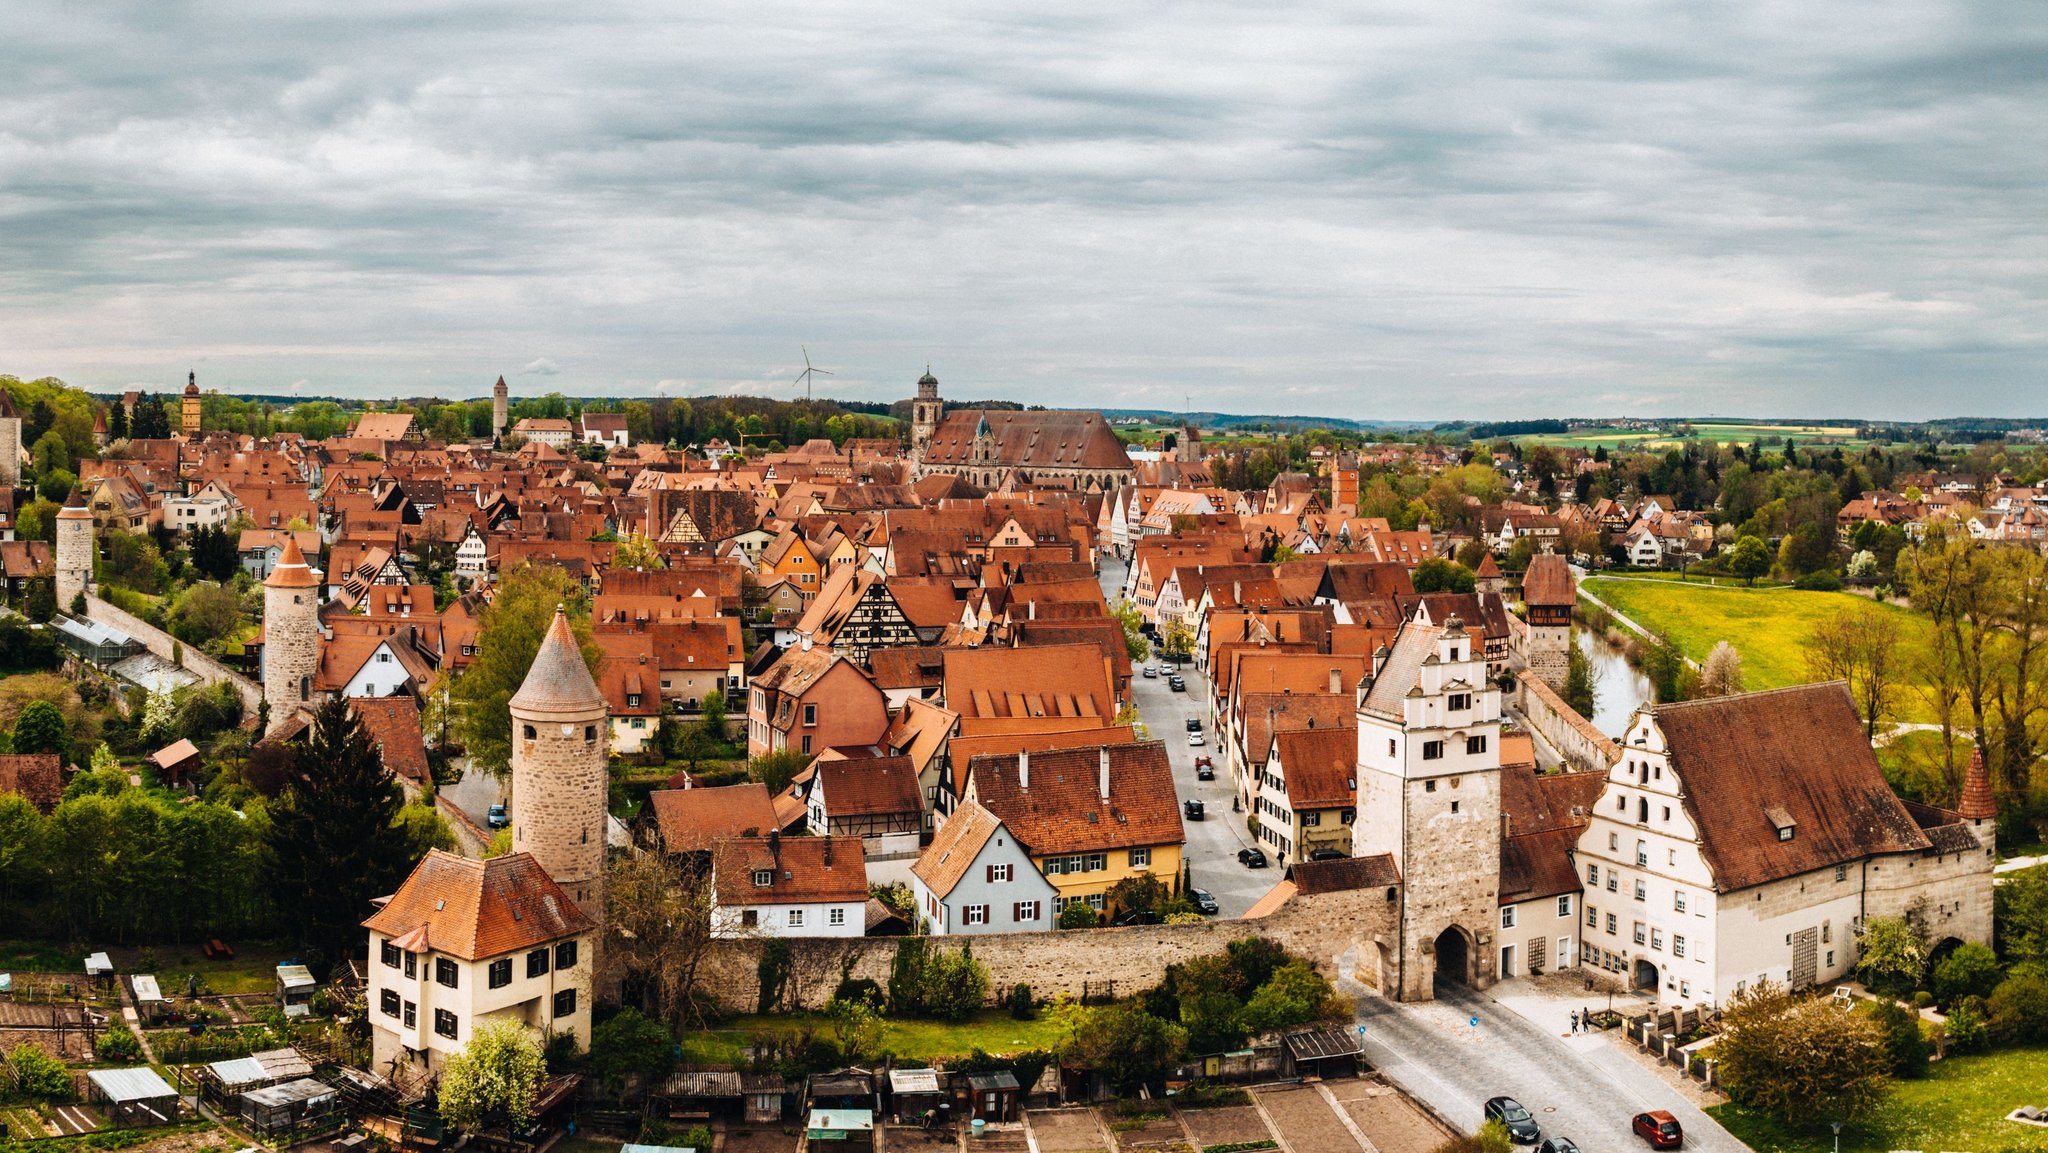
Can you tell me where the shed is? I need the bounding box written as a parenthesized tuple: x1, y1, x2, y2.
(276, 963, 316, 1016)
(885, 1068, 945, 1126)
(653, 1071, 742, 1121)
(807, 1070, 876, 1112)
(131, 975, 163, 1004)
(85, 952, 114, 989)
(87, 1067, 179, 1126)
(147, 739, 203, 788)
(1280, 1025, 1363, 1079)
(241, 1077, 338, 1136)
(805, 1108, 875, 1146)
(740, 1072, 789, 1123)
(966, 1071, 1019, 1122)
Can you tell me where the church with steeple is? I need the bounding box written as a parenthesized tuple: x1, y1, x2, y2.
(904, 369, 1133, 492)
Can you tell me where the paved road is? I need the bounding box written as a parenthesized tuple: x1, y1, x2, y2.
(1099, 557, 1277, 919)
(443, 761, 505, 832)
(1348, 978, 1741, 1153)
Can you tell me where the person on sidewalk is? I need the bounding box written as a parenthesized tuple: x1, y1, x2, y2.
(1569, 1010, 1579, 1035)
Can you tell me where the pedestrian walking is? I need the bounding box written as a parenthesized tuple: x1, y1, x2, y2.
(1569, 1009, 1579, 1034)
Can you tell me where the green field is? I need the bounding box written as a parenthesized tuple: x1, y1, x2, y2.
(1510, 422, 1875, 451)
(680, 1009, 1069, 1066)
(1707, 1044, 2048, 1153)
(1580, 578, 1939, 722)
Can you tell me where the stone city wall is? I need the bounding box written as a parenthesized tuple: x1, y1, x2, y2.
(84, 595, 264, 720)
(1515, 672, 1619, 774)
(694, 883, 1400, 1011)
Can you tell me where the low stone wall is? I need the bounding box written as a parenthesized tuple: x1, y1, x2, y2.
(1515, 671, 1618, 774)
(696, 882, 1400, 1011)
(436, 794, 492, 859)
(82, 595, 264, 721)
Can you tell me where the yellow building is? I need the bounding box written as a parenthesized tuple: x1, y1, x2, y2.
(962, 742, 1186, 916)
(181, 372, 202, 437)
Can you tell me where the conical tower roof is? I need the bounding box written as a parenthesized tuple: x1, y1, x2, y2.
(1958, 745, 1997, 822)
(511, 606, 605, 714)
(264, 534, 321, 589)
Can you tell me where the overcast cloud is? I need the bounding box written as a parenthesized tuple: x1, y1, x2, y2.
(0, 0, 2042, 419)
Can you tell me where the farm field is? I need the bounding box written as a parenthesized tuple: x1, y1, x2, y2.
(1580, 577, 1940, 722)
(679, 1008, 1069, 1067)
(1510, 421, 1876, 451)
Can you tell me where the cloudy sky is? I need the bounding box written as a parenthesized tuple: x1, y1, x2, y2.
(1, 1, 2042, 420)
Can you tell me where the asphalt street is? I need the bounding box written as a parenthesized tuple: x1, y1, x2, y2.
(1348, 976, 1743, 1153)
(1100, 556, 1281, 920)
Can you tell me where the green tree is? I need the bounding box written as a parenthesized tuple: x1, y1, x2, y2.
(1867, 999, 1928, 1078)
(395, 802, 459, 857)
(1931, 942, 2002, 1005)
(1110, 598, 1152, 662)
(1105, 873, 1167, 919)
(1727, 535, 1771, 585)
(1994, 865, 2048, 969)
(919, 944, 991, 1022)
(1063, 1002, 1184, 1095)
(11, 700, 67, 759)
(169, 582, 243, 647)
(1411, 558, 1475, 594)
(437, 1018, 547, 1133)
(1805, 606, 1900, 740)
(1432, 1120, 1515, 1153)
(1853, 916, 1928, 998)
(7, 1042, 73, 1098)
(1562, 641, 1597, 719)
(22, 576, 56, 622)
(189, 524, 243, 582)
(1241, 960, 1340, 1033)
(16, 499, 58, 544)
(826, 994, 884, 1063)
(1714, 981, 1890, 1126)
(1986, 971, 2048, 1043)
(1057, 902, 1099, 929)
(613, 531, 666, 570)
(449, 565, 600, 777)
(748, 748, 810, 796)
(266, 697, 414, 954)
(587, 1007, 676, 1091)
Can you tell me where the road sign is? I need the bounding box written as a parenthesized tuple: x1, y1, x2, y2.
(1469, 1016, 1480, 1029)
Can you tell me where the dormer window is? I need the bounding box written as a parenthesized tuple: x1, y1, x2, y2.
(1766, 804, 1797, 841)
(752, 869, 773, 887)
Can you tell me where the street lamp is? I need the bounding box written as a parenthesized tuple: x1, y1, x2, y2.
(1831, 1120, 1842, 1153)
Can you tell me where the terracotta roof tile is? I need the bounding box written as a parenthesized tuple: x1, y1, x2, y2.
(911, 800, 1005, 898)
(647, 783, 781, 851)
(362, 850, 593, 961)
(1290, 853, 1401, 895)
(966, 741, 1184, 856)
(713, 836, 868, 906)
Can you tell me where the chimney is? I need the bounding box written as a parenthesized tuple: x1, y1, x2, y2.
(1098, 746, 1112, 802)
(1267, 706, 1276, 741)
(1329, 667, 1342, 695)
(1502, 813, 1512, 837)
(799, 632, 813, 652)
(767, 829, 781, 865)
(1018, 750, 1030, 790)
(822, 836, 834, 866)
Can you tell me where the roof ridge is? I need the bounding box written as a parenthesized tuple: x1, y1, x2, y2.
(1652, 679, 1847, 713)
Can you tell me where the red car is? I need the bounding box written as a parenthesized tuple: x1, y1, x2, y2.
(1632, 1112, 1682, 1149)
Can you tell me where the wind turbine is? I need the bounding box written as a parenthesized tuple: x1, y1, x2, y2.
(794, 346, 833, 401)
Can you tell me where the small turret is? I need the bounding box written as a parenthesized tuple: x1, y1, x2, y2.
(1958, 747, 1997, 825)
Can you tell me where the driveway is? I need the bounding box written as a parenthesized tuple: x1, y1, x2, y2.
(1348, 977, 1743, 1153)
(1100, 557, 1276, 920)
(442, 761, 505, 832)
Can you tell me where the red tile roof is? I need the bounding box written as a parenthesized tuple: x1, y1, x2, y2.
(362, 850, 594, 961)
(713, 835, 868, 905)
(966, 741, 1184, 856)
(647, 783, 781, 850)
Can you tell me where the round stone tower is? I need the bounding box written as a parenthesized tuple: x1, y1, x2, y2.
(0, 388, 22, 489)
(262, 535, 323, 734)
(510, 606, 611, 925)
(55, 504, 94, 609)
(492, 375, 510, 441)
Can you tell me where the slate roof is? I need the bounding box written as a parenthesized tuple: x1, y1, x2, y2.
(362, 850, 594, 961)
(1653, 682, 1933, 893)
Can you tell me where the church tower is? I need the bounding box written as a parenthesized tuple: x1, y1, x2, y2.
(0, 389, 21, 488)
(262, 535, 323, 734)
(55, 503, 93, 609)
(492, 375, 510, 441)
(181, 372, 203, 438)
(1354, 617, 1504, 1000)
(1518, 551, 1577, 690)
(510, 607, 611, 925)
(910, 369, 942, 458)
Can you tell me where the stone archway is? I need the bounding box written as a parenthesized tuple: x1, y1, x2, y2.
(1634, 958, 1659, 992)
(1433, 926, 1473, 994)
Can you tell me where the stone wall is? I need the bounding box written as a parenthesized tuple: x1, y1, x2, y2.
(1515, 672, 1619, 774)
(511, 716, 611, 926)
(694, 882, 1402, 1012)
(83, 594, 263, 719)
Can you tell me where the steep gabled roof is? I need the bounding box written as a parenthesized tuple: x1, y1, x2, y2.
(362, 850, 593, 960)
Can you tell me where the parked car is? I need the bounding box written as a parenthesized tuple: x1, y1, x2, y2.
(486, 803, 509, 829)
(1190, 888, 1219, 915)
(1142, 664, 1158, 678)
(1195, 756, 1215, 780)
(1184, 799, 1205, 821)
(1484, 1097, 1541, 1145)
(1631, 1112, 1682, 1149)
(1112, 909, 1163, 927)
(1238, 847, 1269, 868)
(1539, 1138, 1581, 1153)
(1308, 849, 1346, 861)
(1187, 731, 1206, 747)
(1185, 717, 1203, 731)
(1168, 676, 1186, 692)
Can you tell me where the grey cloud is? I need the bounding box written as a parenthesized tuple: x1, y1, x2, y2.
(0, 0, 2041, 418)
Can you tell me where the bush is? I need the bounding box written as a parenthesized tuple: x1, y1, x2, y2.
(1868, 999, 1928, 1079)
(1794, 570, 1843, 591)
(1008, 983, 1035, 1020)
(95, 1029, 143, 1062)
(1985, 971, 2048, 1043)
(1932, 942, 2002, 1005)
(833, 977, 884, 1007)
(7, 1042, 74, 1099)
(1911, 991, 1934, 1009)
(1431, 1119, 1514, 1153)
(1943, 996, 1988, 1053)
(1058, 903, 1099, 930)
